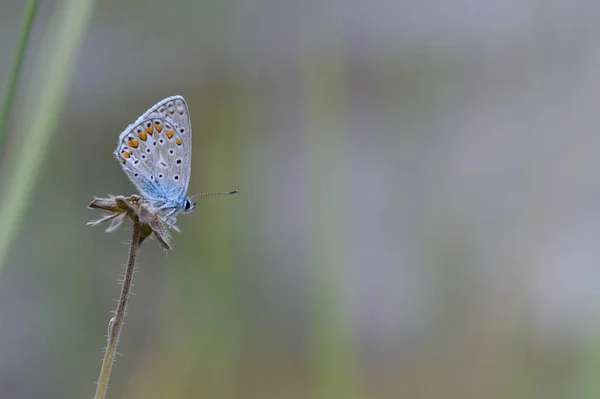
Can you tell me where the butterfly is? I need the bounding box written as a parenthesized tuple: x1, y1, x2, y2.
(115, 95, 236, 225)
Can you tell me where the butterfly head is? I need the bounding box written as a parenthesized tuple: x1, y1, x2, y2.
(183, 197, 196, 213)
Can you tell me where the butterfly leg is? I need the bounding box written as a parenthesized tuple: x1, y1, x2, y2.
(160, 208, 179, 228)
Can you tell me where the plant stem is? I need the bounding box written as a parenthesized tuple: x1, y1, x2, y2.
(0, 0, 95, 278)
(94, 219, 142, 399)
(0, 0, 39, 151)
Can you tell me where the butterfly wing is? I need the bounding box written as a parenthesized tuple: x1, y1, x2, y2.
(115, 96, 193, 208)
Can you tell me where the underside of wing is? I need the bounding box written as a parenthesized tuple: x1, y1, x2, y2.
(115, 114, 191, 203)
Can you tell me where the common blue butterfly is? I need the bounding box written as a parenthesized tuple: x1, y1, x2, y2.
(115, 95, 236, 225)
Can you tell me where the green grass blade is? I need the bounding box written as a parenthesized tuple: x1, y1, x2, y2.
(0, 0, 96, 277)
(0, 0, 39, 152)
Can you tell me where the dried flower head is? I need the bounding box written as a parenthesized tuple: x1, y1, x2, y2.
(88, 194, 174, 251)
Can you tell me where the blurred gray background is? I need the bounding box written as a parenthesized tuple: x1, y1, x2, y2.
(2, 0, 600, 398)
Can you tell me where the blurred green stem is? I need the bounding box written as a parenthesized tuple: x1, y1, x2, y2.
(0, 0, 39, 151)
(298, 12, 359, 399)
(94, 219, 142, 399)
(0, 0, 95, 276)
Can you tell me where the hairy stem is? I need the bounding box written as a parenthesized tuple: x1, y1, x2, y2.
(94, 219, 142, 399)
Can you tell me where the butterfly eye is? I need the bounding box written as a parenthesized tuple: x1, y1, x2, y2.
(184, 199, 195, 212)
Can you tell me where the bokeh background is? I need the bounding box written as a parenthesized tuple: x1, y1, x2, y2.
(1, 0, 600, 398)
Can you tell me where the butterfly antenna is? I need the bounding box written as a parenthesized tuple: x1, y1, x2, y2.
(191, 190, 239, 199)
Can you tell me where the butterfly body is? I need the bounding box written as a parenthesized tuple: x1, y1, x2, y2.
(115, 95, 195, 221)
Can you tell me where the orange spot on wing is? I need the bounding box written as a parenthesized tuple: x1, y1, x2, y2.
(155, 123, 163, 132)
(137, 131, 147, 141)
(128, 138, 139, 148)
(145, 124, 153, 134)
(176, 138, 183, 146)
(165, 129, 174, 139)
(121, 150, 131, 158)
